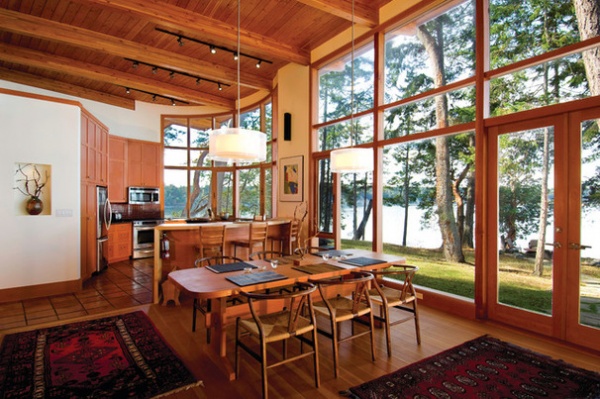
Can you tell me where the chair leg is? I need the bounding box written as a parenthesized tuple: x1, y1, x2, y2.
(331, 319, 340, 378)
(413, 301, 421, 345)
(383, 305, 392, 357)
(235, 319, 241, 378)
(261, 338, 269, 399)
(368, 312, 376, 362)
(192, 299, 197, 332)
(312, 328, 321, 388)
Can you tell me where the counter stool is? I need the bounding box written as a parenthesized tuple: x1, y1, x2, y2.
(232, 222, 268, 259)
(269, 219, 300, 255)
(197, 224, 226, 258)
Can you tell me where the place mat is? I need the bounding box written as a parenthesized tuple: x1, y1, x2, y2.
(226, 271, 288, 286)
(312, 249, 353, 257)
(339, 257, 387, 267)
(293, 263, 345, 275)
(206, 261, 256, 273)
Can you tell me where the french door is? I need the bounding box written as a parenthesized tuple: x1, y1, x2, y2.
(487, 107, 600, 351)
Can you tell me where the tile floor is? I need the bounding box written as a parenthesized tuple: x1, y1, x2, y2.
(0, 258, 153, 330)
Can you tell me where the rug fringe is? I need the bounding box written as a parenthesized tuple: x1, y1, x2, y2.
(151, 380, 204, 399)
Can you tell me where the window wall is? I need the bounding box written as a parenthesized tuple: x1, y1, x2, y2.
(311, 0, 599, 306)
(162, 99, 273, 220)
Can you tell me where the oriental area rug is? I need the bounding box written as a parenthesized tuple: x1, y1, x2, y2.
(344, 335, 600, 399)
(0, 311, 202, 398)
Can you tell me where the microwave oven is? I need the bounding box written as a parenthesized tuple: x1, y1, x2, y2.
(128, 187, 160, 204)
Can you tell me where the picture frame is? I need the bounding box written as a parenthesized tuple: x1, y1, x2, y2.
(280, 155, 303, 202)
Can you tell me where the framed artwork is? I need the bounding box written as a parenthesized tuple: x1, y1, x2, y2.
(280, 155, 303, 202)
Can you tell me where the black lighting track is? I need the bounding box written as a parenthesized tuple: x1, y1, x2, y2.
(155, 28, 273, 67)
(125, 58, 231, 90)
(123, 87, 189, 106)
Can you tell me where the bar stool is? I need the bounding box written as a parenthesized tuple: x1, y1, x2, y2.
(197, 224, 226, 258)
(269, 219, 300, 255)
(232, 222, 268, 259)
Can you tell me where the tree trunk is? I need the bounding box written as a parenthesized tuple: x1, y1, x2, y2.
(402, 145, 410, 247)
(417, 24, 465, 263)
(354, 199, 373, 240)
(573, 0, 600, 96)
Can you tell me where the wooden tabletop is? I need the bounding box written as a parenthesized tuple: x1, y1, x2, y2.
(168, 249, 405, 299)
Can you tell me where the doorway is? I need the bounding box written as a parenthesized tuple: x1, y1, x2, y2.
(487, 107, 600, 351)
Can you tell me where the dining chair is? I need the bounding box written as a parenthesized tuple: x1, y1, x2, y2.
(310, 271, 376, 378)
(192, 255, 245, 342)
(249, 250, 284, 261)
(235, 282, 320, 399)
(232, 222, 269, 259)
(268, 219, 300, 255)
(368, 265, 421, 356)
(197, 224, 226, 257)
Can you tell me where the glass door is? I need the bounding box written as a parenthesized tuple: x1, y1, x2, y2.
(565, 108, 600, 351)
(488, 108, 600, 350)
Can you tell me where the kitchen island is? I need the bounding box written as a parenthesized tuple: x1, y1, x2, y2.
(152, 219, 290, 303)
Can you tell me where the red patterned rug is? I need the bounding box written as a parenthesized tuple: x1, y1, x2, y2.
(345, 335, 600, 399)
(0, 311, 202, 398)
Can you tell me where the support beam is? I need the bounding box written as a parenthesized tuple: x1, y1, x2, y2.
(295, 0, 377, 27)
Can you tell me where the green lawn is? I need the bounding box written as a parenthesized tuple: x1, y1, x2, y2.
(341, 240, 600, 317)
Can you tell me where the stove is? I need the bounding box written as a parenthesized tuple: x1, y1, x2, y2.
(132, 219, 163, 259)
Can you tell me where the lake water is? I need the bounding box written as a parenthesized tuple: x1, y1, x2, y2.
(341, 205, 600, 260)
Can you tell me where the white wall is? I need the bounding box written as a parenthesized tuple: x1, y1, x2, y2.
(276, 63, 310, 219)
(0, 93, 80, 289)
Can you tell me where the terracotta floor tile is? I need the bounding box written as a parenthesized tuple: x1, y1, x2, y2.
(54, 304, 85, 315)
(77, 295, 105, 304)
(58, 310, 88, 320)
(82, 299, 112, 310)
(102, 290, 129, 299)
(23, 298, 53, 312)
(27, 315, 59, 326)
(0, 319, 27, 329)
(0, 302, 24, 316)
(86, 305, 115, 315)
(0, 313, 26, 325)
(26, 309, 57, 320)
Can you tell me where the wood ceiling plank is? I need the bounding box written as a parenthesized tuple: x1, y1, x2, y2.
(0, 43, 236, 108)
(0, 8, 271, 91)
(295, 0, 378, 27)
(0, 68, 136, 109)
(78, 0, 310, 65)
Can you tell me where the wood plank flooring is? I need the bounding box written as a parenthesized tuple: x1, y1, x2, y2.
(1, 262, 599, 398)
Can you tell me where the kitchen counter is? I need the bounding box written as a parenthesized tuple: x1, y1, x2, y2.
(152, 219, 291, 303)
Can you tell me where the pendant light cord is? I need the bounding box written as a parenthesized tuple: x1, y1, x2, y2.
(350, 0, 355, 146)
(237, 0, 241, 125)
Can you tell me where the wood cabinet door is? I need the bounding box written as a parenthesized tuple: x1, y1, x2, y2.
(107, 222, 132, 263)
(109, 136, 128, 202)
(128, 140, 162, 187)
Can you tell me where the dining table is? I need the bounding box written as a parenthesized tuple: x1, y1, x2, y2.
(168, 249, 405, 380)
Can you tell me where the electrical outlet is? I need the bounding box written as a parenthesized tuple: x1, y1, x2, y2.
(56, 209, 73, 217)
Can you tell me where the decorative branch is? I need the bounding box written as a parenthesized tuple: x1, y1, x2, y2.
(14, 164, 49, 198)
(293, 202, 321, 259)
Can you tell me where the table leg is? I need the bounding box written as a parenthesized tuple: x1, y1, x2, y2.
(206, 297, 236, 381)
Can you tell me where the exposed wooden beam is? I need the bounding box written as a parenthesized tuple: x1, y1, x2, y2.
(0, 8, 271, 91)
(0, 43, 235, 109)
(79, 0, 310, 66)
(0, 68, 136, 109)
(295, 0, 377, 27)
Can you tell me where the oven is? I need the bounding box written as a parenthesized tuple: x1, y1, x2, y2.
(132, 219, 163, 259)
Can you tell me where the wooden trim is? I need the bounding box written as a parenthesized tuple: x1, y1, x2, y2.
(0, 279, 81, 303)
(0, 87, 82, 108)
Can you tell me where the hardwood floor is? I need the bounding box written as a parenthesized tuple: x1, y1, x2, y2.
(1, 264, 599, 398)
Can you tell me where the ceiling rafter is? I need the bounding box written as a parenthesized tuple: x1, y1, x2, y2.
(0, 8, 271, 91)
(79, 0, 310, 66)
(0, 68, 136, 109)
(295, 0, 378, 27)
(0, 43, 235, 108)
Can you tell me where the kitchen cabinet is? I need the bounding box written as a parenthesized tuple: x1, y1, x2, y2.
(107, 222, 132, 263)
(108, 136, 128, 202)
(128, 139, 162, 188)
(81, 110, 109, 279)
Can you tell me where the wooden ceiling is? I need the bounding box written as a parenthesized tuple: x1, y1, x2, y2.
(0, 0, 393, 110)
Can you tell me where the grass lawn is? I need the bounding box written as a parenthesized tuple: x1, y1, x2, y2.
(342, 239, 600, 318)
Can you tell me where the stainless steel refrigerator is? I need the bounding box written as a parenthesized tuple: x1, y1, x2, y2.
(96, 186, 112, 274)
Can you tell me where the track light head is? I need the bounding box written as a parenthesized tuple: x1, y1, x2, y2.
(256, 60, 262, 68)
(132, 61, 138, 69)
(210, 45, 217, 54)
(125, 87, 130, 94)
(152, 67, 157, 74)
(218, 83, 222, 91)
(177, 36, 184, 46)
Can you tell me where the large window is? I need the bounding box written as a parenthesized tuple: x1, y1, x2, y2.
(162, 100, 273, 220)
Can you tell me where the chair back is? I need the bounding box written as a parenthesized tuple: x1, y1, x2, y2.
(240, 282, 317, 336)
(249, 222, 269, 242)
(371, 265, 419, 300)
(198, 225, 226, 257)
(195, 255, 244, 268)
(249, 250, 283, 261)
(311, 271, 374, 313)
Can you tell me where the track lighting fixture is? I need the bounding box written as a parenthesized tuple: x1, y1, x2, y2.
(121, 87, 188, 105)
(125, 58, 230, 91)
(155, 28, 273, 68)
(132, 61, 138, 69)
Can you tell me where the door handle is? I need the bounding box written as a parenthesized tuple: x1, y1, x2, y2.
(569, 243, 591, 250)
(552, 242, 561, 248)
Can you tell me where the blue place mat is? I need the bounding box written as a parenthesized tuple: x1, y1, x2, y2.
(339, 257, 387, 267)
(206, 262, 257, 273)
(226, 271, 288, 286)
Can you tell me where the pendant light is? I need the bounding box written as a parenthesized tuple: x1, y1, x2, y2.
(208, 0, 267, 164)
(330, 0, 373, 173)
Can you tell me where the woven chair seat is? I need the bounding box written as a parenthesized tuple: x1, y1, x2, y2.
(239, 310, 314, 342)
(314, 296, 372, 322)
(368, 285, 416, 307)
